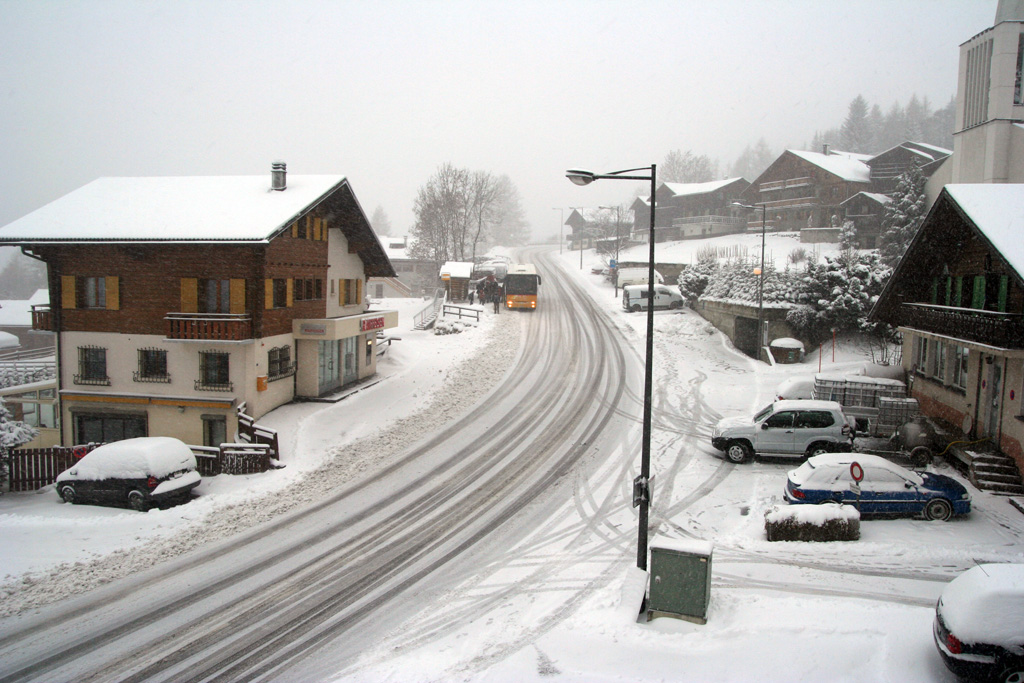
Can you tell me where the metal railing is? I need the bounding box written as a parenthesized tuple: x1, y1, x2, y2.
(413, 288, 446, 329)
(902, 303, 1024, 349)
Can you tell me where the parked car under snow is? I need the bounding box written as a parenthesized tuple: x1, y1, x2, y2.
(784, 453, 971, 521)
(933, 563, 1024, 683)
(55, 437, 201, 511)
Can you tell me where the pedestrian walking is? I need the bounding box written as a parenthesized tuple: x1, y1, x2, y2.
(492, 286, 501, 313)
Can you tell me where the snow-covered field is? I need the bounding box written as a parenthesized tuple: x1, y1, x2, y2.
(2, 235, 1023, 682)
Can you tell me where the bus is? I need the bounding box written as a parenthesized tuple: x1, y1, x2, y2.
(504, 264, 542, 310)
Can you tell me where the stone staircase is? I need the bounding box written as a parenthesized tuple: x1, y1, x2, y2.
(967, 450, 1024, 495)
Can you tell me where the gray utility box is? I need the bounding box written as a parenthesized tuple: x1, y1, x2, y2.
(647, 538, 713, 624)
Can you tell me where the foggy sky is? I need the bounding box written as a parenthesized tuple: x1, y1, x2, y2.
(0, 0, 998, 248)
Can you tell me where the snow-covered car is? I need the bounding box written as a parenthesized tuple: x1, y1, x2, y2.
(711, 400, 853, 463)
(622, 284, 683, 312)
(784, 453, 971, 521)
(775, 375, 815, 401)
(55, 437, 201, 511)
(934, 563, 1024, 682)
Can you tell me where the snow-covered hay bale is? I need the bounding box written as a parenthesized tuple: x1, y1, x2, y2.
(764, 504, 860, 542)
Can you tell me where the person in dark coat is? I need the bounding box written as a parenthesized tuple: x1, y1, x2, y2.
(493, 285, 502, 313)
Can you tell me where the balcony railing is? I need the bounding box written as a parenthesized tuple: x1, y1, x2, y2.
(759, 177, 813, 193)
(31, 305, 53, 332)
(672, 215, 745, 227)
(901, 303, 1024, 349)
(166, 313, 253, 341)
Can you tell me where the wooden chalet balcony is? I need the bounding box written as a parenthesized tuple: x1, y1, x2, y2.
(31, 305, 54, 332)
(165, 313, 253, 341)
(759, 177, 813, 193)
(672, 215, 745, 227)
(902, 303, 1024, 349)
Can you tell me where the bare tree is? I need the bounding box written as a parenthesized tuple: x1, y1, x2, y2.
(661, 149, 717, 183)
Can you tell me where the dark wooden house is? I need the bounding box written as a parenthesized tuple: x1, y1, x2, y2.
(0, 165, 396, 448)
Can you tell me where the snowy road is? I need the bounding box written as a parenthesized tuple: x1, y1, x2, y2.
(0, 250, 647, 682)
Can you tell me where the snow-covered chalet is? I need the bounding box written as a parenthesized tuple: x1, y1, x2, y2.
(0, 164, 397, 448)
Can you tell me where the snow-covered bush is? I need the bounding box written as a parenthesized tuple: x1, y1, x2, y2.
(677, 256, 717, 305)
(0, 398, 38, 492)
(434, 319, 476, 335)
(701, 258, 802, 305)
(765, 504, 860, 542)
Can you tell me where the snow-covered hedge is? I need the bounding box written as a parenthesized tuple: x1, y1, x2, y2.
(764, 504, 860, 542)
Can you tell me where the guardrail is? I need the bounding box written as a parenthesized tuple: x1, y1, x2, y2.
(442, 304, 481, 322)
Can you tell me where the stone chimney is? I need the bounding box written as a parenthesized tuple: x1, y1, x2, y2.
(271, 161, 287, 191)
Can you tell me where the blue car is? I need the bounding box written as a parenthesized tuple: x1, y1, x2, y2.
(785, 453, 971, 521)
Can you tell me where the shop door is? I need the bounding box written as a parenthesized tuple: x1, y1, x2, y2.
(342, 336, 359, 386)
(318, 339, 341, 395)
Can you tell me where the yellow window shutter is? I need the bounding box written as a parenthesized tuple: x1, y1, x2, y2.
(320, 218, 328, 239)
(356, 279, 363, 304)
(291, 222, 298, 238)
(181, 277, 198, 313)
(339, 278, 347, 305)
(61, 275, 77, 309)
(229, 278, 245, 314)
(313, 217, 322, 241)
(104, 276, 120, 310)
(286, 277, 293, 307)
(264, 279, 274, 309)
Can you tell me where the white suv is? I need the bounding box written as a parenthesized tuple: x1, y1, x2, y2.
(711, 400, 853, 463)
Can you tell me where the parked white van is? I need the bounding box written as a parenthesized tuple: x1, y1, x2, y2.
(616, 267, 664, 287)
(622, 284, 684, 312)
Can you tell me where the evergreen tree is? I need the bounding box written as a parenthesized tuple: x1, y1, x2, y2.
(840, 95, 872, 153)
(0, 398, 37, 493)
(877, 164, 927, 268)
(369, 206, 393, 237)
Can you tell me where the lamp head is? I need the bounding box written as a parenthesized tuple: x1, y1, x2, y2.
(566, 169, 596, 186)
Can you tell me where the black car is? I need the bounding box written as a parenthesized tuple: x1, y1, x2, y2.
(934, 563, 1024, 683)
(56, 437, 201, 511)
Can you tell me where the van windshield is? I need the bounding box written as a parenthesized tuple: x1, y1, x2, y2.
(753, 405, 774, 422)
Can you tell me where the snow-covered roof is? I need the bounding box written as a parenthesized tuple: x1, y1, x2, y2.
(0, 290, 48, 327)
(840, 191, 891, 207)
(0, 175, 347, 243)
(788, 149, 872, 183)
(945, 184, 1024, 278)
(662, 177, 744, 198)
(439, 261, 474, 279)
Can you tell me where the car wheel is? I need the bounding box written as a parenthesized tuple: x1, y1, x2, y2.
(909, 446, 932, 468)
(669, 301, 682, 310)
(924, 498, 953, 521)
(998, 663, 1024, 683)
(59, 484, 76, 504)
(128, 490, 149, 512)
(806, 442, 832, 458)
(630, 304, 641, 312)
(725, 441, 751, 464)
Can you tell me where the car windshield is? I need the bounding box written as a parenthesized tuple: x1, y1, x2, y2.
(753, 405, 774, 422)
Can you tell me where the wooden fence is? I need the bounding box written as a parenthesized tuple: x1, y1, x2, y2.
(6, 410, 281, 491)
(7, 447, 79, 493)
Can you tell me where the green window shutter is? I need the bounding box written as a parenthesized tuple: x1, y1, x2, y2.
(998, 275, 1008, 312)
(944, 277, 952, 306)
(953, 276, 963, 307)
(972, 275, 986, 309)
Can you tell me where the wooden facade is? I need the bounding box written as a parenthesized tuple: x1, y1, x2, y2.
(870, 185, 1024, 473)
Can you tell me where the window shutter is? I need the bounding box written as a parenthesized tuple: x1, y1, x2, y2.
(972, 275, 986, 309)
(291, 222, 298, 238)
(998, 275, 1008, 312)
(229, 278, 246, 314)
(181, 277, 198, 313)
(286, 277, 293, 307)
(61, 275, 77, 309)
(313, 217, 321, 241)
(953, 276, 963, 307)
(930, 278, 938, 304)
(320, 218, 328, 239)
(944, 277, 952, 306)
(339, 279, 347, 305)
(105, 276, 120, 310)
(264, 279, 274, 309)
(356, 279, 363, 304)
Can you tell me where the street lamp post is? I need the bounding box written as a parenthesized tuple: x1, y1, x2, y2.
(733, 201, 767, 359)
(567, 165, 656, 572)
